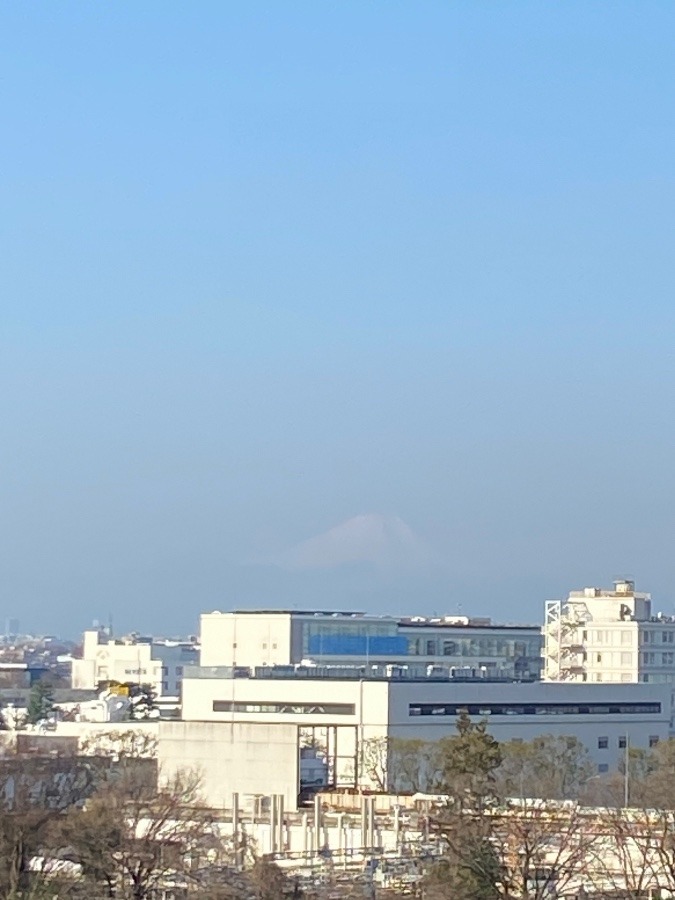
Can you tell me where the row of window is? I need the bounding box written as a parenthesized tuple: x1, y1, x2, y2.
(589, 651, 675, 666)
(213, 701, 356, 716)
(300, 624, 541, 660)
(642, 652, 675, 666)
(212, 699, 662, 719)
(409, 702, 662, 717)
(643, 631, 675, 644)
(588, 630, 675, 645)
(589, 630, 633, 645)
(591, 652, 633, 665)
(587, 673, 675, 683)
(407, 638, 539, 659)
(598, 736, 659, 750)
(123, 666, 185, 678)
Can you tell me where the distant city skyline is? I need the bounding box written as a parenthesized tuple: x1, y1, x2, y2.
(2, 3, 675, 634)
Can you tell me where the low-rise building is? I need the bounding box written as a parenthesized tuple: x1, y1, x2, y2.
(71, 630, 197, 697)
(159, 664, 670, 810)
(200, 609, 542, 680)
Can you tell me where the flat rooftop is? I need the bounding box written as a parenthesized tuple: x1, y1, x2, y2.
(185, 664, 533, 684)
(207, 610, 539, 630)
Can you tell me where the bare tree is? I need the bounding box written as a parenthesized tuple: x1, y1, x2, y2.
(80, 727, 158, 761)
(592, 806, 662, 898)
(361, 736, 434, 793)
(361, 736, 388, 791)
(0, 751, 104, 898)
(55, 766, 229, 900)
(496, 735, 593, 801)
(495, 802, 601, 900)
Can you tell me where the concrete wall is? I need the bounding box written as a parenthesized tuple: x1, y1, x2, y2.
(170, 675, 671, 807)
(181, 673, 390, 734)
(200, 613, 293, 668)
(158, 720, 300, 809)
(71, 658, 97, 690)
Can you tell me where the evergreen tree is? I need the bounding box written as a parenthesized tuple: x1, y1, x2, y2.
(432, 708, 503, 808)
(424, 711, 504, 899)
(25, 679, 55, 725)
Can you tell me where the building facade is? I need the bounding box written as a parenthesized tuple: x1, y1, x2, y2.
(71, 630, 197, 697)
(159, 664, 670, 810)
(200, 609, 542, 680)
(544, 579, 675, 692)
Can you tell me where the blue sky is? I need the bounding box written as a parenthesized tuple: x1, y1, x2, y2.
(2, 3, 675, 635)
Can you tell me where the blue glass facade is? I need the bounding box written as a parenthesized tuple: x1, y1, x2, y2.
(307, 634, 409, 656)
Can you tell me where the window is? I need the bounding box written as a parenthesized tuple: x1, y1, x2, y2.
(272, 643, 277, 649)
(162, 681, 168, 691)
(262, 643, 267, 650)
(598, 763, 609, 774)
(618, 737, 627, 749)
(213, 700, 356, 716)
(650, 736, 660, 748)
(621, 631, 632, 645)
(596, 653, 602, 663)
(176, 666, 183, 676)
(621, 652, 632, 665)
(442, 640, 456, 656)
(598, 737, 608, 749)
(426, 640, 437, 656)
(663, 652, 674, 666)
(407, 702, 661, 717)
(161, 667, 168, 675)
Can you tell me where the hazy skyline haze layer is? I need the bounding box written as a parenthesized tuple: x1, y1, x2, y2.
(2, 2, 675, 635)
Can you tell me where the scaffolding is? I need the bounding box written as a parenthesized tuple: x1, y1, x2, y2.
(543, 599, 591, 682)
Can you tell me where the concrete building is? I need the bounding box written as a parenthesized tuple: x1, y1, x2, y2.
(544, 579, 675, 693)
(200, 609, 542, 680)
(159, 665, 670, 810)
(71, 630, 197, 697)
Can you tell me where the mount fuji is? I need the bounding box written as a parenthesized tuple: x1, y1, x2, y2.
(273, 513, 432, 572)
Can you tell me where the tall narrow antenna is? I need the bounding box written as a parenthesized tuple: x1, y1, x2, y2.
(108, 612, 114, 638)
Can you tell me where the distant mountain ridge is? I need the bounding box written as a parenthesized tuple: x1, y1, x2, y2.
(273, 513, 431, 572)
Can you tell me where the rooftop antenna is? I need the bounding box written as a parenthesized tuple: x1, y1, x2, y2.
(108, 612, 114, 638)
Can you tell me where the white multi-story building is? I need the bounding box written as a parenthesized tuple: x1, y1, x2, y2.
(544, 579, 675, 689)
(200, 609, 542, 680)
(71, 630, 198, 697)
(160, 664, 670, 810)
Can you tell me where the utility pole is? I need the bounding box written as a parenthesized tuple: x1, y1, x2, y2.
(624, 733, 630, 808)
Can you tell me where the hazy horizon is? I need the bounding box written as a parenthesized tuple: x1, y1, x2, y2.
(3, 3, 675, 636)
